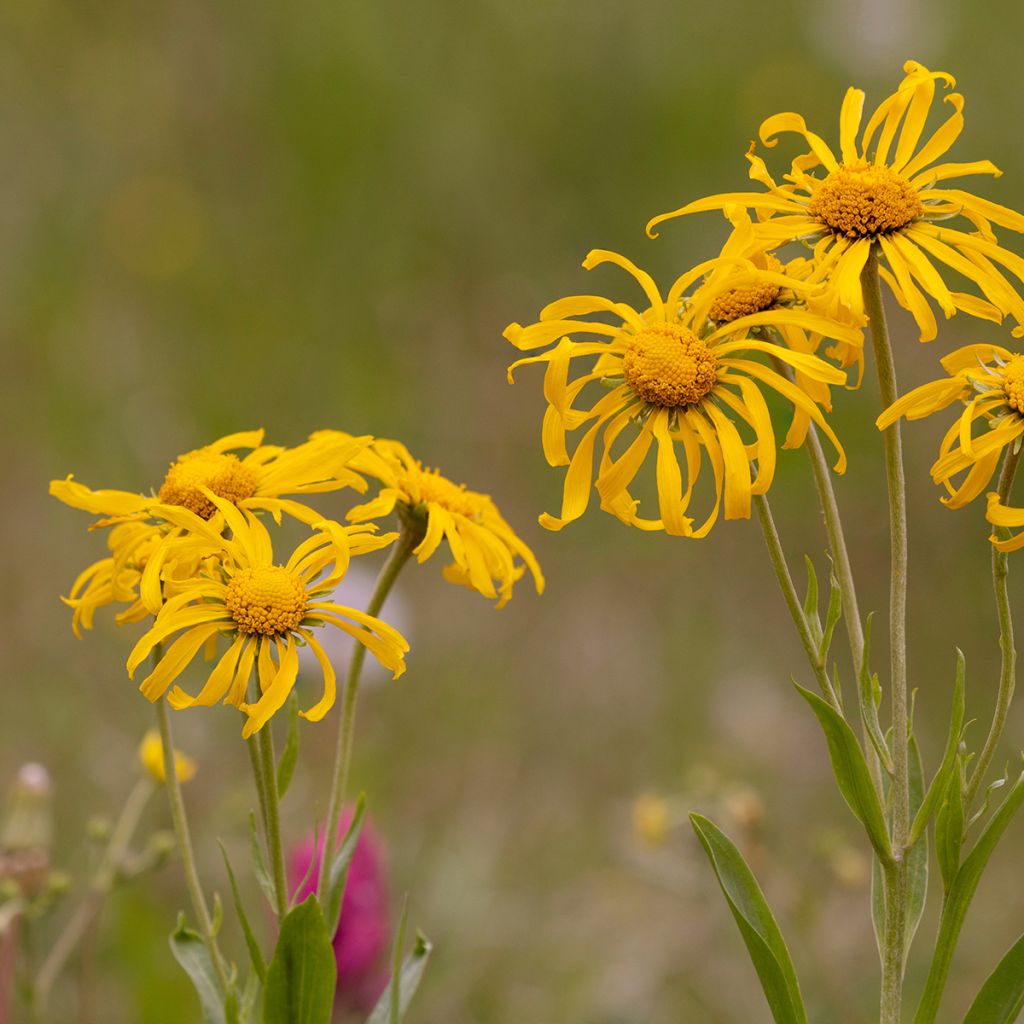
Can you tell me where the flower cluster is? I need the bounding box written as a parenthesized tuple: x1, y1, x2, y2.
(506, 60, 1024, 544)
(52, 431, 541, 735)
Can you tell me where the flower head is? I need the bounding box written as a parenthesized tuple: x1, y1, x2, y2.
(877, 343, 1024, 510)
(322, 434, 544, 608)
(505, 249, 852, 536)
(51, 430, 371, 620)
(289, 807, 390, 1013)
(138, 729, 196, 784)
(126, 492, 408, 738)
(647, 61, 1024, 341)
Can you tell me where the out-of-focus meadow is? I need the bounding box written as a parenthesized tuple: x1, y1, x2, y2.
(5, 0, 1024, 1020)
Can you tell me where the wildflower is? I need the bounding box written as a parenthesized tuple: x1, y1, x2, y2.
(126, 494, 408, 738)
(51, 430, 370, 615)
(632, 794, 671, 847)
(505, 250, 851, 536)
(289, 807, 390, 1013)
(647, 61, 1024, 341)
(323, 434, 544, 607)
(877, 343, 1024, 509)
(138, 730, 196, 784)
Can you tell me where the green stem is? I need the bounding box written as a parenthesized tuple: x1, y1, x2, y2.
(251, 717, 288, 919)
(154, 695, 230, 993)
(754, 493, 840, 709)
(36, 779, 154, 1004)
(862, 249, 909, 1024)
(964, 447, 1022, 809)
(315, 514, 422, 898)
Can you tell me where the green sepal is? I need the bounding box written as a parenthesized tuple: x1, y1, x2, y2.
(794, 682, 893, 862)
(262, 896, 337, 1024)
(690, 814, 808, 1024)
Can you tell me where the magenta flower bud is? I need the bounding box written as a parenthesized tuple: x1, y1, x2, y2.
(288, 807, 390, 1013)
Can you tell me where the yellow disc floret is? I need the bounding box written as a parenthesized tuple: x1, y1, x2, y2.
(224, 566, 307, 636)
(622, 323, 718, 408)
(403, 467, 485, 520)
(158, 453, 260, 519)
(1002, 356, 1024, 413)
(708, 256, 784, 322)
(808, 162, 923, 238)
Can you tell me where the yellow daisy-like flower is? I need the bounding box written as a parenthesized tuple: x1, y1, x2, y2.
(504, 249, 853, 536)
(877, 343, 1024, 509)
(138, 729, 197, 784)
(126, 491, 408, 738)
(647, 60, 1024, 342)
(321, 434, 544, 608)
(51, 430, 370, 615)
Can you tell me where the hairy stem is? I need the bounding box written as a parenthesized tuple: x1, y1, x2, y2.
(252, 717, 288, 919)
(315, 514, 422, 897)
(862, 249, 909, 1024)
(965, 447, 1022, 809)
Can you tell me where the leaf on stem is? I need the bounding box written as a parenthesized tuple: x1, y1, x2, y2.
(802, 557, 823, 649)
(169, 913, 228, 1024)
(689, 814, 808, 1024)
(276, 695, 300, 800)
(248, 811, 277, 911)
(219, 841, 267, 984)
(794, 682, 893, 862)
(935, 755, 965, 892)
(366, 902, 433, 1024)
(858, 615, 894, 775)
(962, 931, 1024, 1024)
(263, 896, 337, 1024)
(819, 569, 843, 667)
(325, 794, 367, 935)
(905, 736, 929, 958)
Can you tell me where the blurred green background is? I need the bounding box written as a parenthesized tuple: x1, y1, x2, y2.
(6, 0, 1024, 1020)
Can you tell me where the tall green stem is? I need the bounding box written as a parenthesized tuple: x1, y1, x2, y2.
(754, 493, 841, 709)
(154, 696, 230, 992)
(862, 249, 909, 1024)
(965, 448, 1022, 809)
(315, 515, 423, 897)
(249, 716, 288, 919)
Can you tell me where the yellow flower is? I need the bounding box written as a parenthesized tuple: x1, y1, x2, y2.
(126, 492, 408, 738)
(632, 794, 671, 847)
(51, 430, 370, 616)
(139, 729, 196, 783)
(647, 61, 1023, 342)
(877, 342, 1024, 509)
(324, 434, 544, 608)
(505, 249, 852, 536)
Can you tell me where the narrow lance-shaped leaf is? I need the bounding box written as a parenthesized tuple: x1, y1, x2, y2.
(366, 902, 433, 1024)
(913, 767, 1024, 1024)
(910, 649, 965, 846)
(935, 755, 965, 893)
(276, 694, 301, 800)
(325, 794, 367, 935)
(169, 913, 228, 1024)
(962, 931, 1024, 1024)
(690, 814, 808, 1024)
(904, 736, 928, 959)
(858, 615, 894, 775)
(802, 556, 822, 647)
(248, 812, 277, 911)
(219, 841, 267, 984)
(263, 896, 337, 1024)
(819, 570, 843, 667)
(794, 682, 893, 862)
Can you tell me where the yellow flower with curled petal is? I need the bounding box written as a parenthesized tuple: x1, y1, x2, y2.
(877, 342, 1024, 509)
(321, 434, 543, 608)
(51, 430, 370, 618)
(505, 249, 853, 537)
(648, 60, 1022, 342)
(138, 729, 196, 784)
(126, 492, 407, 738)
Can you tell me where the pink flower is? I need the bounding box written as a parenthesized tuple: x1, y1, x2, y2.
(288, 807, 391, 1013)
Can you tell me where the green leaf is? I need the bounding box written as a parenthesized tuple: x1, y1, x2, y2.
(263, 896, 337, 1024)
(366, 909, 433, 1024)
(690, 814, 808, 1024)
(276, 695, 300, 800)
(325, 794, 367, 935)
(819, 571, 842, 665)
(962, 931, 1024, 1024)
(858, 615, 893, 775)
(911, 649, 965, 846)
(905, 736, 928, 959)
(935, 756, 965, 892)
(220, 841, 267, 984)
(169, 914, 227, 1024)
(802, 555, 820, 640)
(794, 682, 893, 862)
(249, 812, 277, 911)
(913, 768, 1024, 1024)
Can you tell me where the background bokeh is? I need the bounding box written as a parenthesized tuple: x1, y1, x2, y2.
(5, 0, 1024, 1020)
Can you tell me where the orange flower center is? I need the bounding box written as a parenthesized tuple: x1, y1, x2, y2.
(808, 162, 923, 238)
(708, 254, 785, 323)
(158, 453, 259, 519)
(1002, 356, 1024, 413)
(622, 323, 718, 407)
(224, 566, 307, 636)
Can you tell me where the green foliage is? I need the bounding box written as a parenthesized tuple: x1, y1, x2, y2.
(935, 756, 965, 892)
(276, 695, 301, 800)
(905, 736, 929, 958)
(220, 842, 268, 984)
(263, 896, 337, 1024)
(169, 914, 228, 1024)
(794, 682, 892, 862)
(858, 614, 893, 775)
(325, 794, 367, 934)
(962, 932, 1024, 1024)
(366, 902, 433, 1024)
(689, 814, 808, 1024)
(249, 812, 277, 911)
